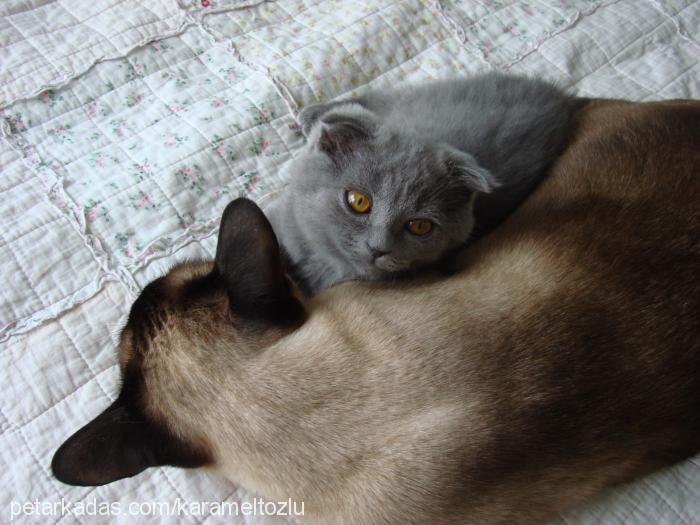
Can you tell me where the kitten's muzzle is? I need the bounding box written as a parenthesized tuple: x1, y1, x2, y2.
(368, 247, 389, 262)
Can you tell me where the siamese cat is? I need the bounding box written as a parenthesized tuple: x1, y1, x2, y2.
(52, 100, 700, 525)
(266, 73, 585, 296)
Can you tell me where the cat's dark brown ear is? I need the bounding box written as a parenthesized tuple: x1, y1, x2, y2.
(214, 198, 304, 325)
(51, 398, 209, 486)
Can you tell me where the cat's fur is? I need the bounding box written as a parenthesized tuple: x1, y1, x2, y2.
(267, 73, 584, 296)
(52, 100, 700, 525)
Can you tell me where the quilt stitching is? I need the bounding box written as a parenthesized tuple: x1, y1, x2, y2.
(641, 477, 690, 524)
(1, 2, 699, 524)
(0, 404, 12, 435)
(563, 13, 671, 95)
(13, 364, 117, 432)
(0, 226, 49, 311)
(1, 119, 142, 292)
(648, 0, 700, 49)
(1, 0, 280, 109)
(2, 11, 191, 108)
(56, 319, 113, 402)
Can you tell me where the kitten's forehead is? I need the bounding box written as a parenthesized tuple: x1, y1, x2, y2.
(343, 136, 448, 211)
(348, 133, 439, 184)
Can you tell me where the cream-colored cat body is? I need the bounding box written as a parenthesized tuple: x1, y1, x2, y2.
(52, 100, 700, 525)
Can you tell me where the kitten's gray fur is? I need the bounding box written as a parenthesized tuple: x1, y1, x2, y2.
(267, 73, 583, 296)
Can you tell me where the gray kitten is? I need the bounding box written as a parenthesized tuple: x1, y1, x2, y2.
(266, 73, 584, 296)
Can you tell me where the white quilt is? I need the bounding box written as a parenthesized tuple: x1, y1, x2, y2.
(1, 0, 699, 523)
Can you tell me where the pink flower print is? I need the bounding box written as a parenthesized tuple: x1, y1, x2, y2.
(7, 113, 28, 133)
(88, 152, 120, 169)
(249, 136, 271, 156)
(138, 193, 152, 208)
(128, 191, 157, 210)
(110, 118, 129, 137)
(177, 165, 205, 195)
(179, 213, 195, 228)
(219, 67, 238, 83)
(246, 175, 258, 192)
(86, 202, 110, 224)
(240, 170, 260, 193)
(122, 61, 147, 82)
(163, 132, 188, 147)
(169, 98, 191, 114)
(126, 93, 144, 107)
(115, 230, 141, 258)
(251, 104, 274, 125)
(211, 135, 229, 159)
(40, 90, 64, 107)
(211, 97, 228, 108)
(150, 41, 171, 53)
(47, 125, 73, 144)
(85, 100, 97, 118)
(130, 161, 155, 183)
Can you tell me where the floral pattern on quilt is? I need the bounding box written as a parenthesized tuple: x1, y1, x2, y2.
(1, 0, 700, 524)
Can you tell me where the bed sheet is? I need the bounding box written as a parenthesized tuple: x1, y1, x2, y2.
(1, 1, 699, 523)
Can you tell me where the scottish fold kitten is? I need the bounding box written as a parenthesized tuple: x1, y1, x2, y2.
(266, 73, 584, 296)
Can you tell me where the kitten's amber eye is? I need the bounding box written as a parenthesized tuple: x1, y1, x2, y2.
(346, 190, 372, 214)
(407, 219, 433, 236)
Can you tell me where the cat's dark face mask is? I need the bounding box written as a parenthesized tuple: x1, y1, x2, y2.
(51, 198, 305, 486)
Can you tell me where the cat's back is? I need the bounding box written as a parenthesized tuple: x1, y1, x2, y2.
(463, 99, 700, 358)
(459, 98, 700, 463)
(423, 98, 700, 524)
(308, 99, 700, 525)
(376, 73, 576, 156)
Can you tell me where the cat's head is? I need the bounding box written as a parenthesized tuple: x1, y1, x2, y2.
(51, 199, 306, 486)
(285, 104, 497, 278)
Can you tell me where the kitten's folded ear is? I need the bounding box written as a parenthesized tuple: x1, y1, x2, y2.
(298, 100, 369, 137)
(314, 104, 379, 162)
(441, 144, 498, 193)
(214, 198, 305, 326)
(298, 102, 332, 137)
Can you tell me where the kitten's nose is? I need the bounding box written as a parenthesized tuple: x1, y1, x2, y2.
(367, 245, 389, 261)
